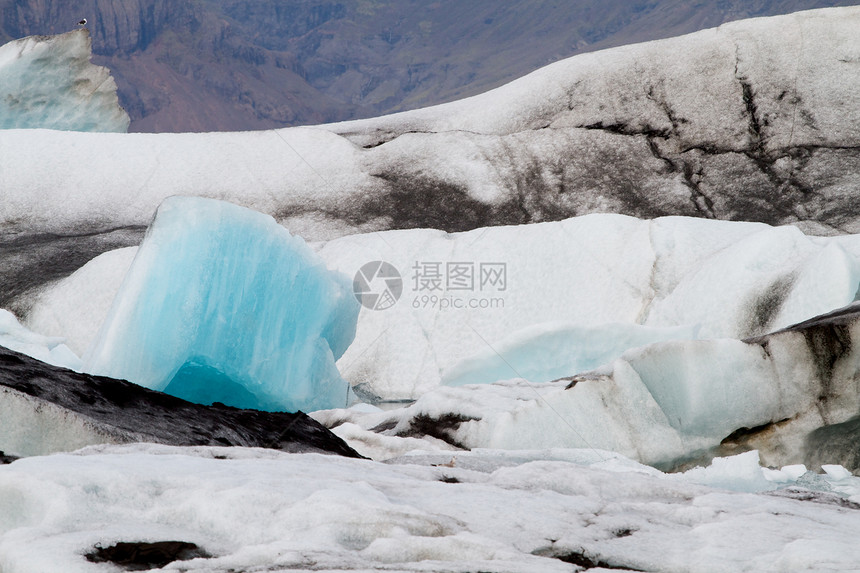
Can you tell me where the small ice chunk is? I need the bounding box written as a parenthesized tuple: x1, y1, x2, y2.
(781, 464, 809, 480)
(443, 322, 698, 385)
(822, 464, 853, 480)
(796, 471, 833, 491)
(680, 451, 772, 492)
(762, 467, 791, 483)
(348, 403, 385, 413)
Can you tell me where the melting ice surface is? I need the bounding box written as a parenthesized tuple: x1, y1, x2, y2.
(3, 444, 860, 572)
(85, 197, 359, 412)
(0, 30, 129, 132)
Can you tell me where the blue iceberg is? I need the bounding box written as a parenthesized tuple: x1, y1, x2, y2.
(85, 197, 359, 412)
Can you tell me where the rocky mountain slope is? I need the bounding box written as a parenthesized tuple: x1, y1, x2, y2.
(1, 0, 858, 132)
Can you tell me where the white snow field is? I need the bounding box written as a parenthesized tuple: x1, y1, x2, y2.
(1, 444, 860, 573)
(0, 30, 128, 132)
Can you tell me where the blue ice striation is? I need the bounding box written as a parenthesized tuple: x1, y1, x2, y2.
(443, 322, 699, 386)
(85, 197, 359, 412)
(0, 30, 129, 132)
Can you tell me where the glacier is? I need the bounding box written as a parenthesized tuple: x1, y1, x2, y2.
(0, 30, 128, 132)
(3, 8, 860, 571)
(4, 8, 860, 317)
(25, 210, 860, 472)
(85, 197, 359, 413)
(322, 216, 860, 400)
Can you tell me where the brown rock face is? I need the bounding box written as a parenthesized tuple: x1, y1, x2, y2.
(1, 0, 181, 53)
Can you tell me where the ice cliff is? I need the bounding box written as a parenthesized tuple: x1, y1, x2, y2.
(0, 29, 128, 132)
(85, 197, 359, 413)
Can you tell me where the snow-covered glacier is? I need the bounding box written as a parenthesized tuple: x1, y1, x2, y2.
(85, 197, 359, 412)
(4, 8, 860, 572)
(4, 8, 860, 317)
(0, 30, 128, 132)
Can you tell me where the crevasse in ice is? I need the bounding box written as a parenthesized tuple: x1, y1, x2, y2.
(85, 196, 359, 412)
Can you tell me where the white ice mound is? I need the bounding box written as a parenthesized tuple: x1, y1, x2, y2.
(0, 29, 129, 132)
(318, 215, 860, 399)
(324, 303, 860, 470)
(85, 197, 359, 412)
